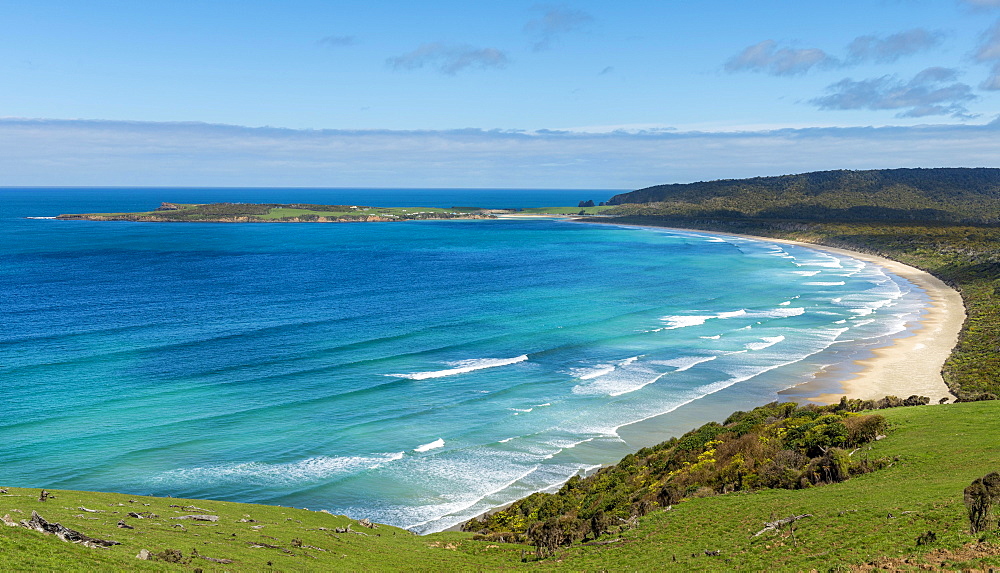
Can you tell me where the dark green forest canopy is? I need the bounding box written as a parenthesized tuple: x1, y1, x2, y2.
(607, 168, 1000, 224)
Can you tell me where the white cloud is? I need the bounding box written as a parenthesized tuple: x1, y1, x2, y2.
(387, 43, 508, 75)
(728, 29, 942, 77)
(725, 40, 836, 76)
(847, 29, 943, 63)
(524, 7, 592, 51)
(811, 68, 976, 118)
(2, 118, 999, 189)
(975, 19, 1000, 89)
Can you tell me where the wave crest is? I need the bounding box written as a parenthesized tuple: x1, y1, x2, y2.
(391, 355, 528, 380)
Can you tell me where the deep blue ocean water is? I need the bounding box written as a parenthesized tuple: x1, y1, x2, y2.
(0, 188, 926, 532)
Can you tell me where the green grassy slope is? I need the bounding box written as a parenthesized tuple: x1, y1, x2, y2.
(537, 401, 1000, 571)
(4, 402, 1000, 570)
(0, 488, 526, 571)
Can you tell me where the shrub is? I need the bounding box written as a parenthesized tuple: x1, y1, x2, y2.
(965, 472, 1000, 533)
(842, 414, 888, 445)
(753, 450, 808, 489)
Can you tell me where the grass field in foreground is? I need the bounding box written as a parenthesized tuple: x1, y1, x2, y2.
(3, 401, 1000, 570)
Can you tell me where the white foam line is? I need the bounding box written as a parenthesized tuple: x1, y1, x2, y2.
(414, 438, 445, 453)
(542, 436, 599, 458)
(576, 364, 617, 380)
(391, 355, 528, 380)
(406, 464, 542, 532)
(745, 335, 785, 351)
(608, 371, 668, 397)
(574, 356, 640, 380)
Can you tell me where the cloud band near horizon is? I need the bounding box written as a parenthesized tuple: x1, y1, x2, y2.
(1, 118, 998, 189)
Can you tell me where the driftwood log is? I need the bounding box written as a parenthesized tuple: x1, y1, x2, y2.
(21, 511, 120, 548)
(752, 514, 812, 537)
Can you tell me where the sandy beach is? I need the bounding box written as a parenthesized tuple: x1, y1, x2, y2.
(766, 240, 965, 405)
(584, 223, 966, 405)
(579, 223, 960, 402)
(599, 223, 966, 459)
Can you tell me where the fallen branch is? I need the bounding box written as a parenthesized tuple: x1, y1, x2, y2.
(21, 511, 120, 548)
(753, 514, 812, 537)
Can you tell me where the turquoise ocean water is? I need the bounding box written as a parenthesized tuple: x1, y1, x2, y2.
(0, 188, 926, 532)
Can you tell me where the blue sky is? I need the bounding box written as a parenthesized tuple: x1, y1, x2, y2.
(3, 0, 1000, 188)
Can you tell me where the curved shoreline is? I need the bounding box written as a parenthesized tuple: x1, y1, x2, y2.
(599, 224, 964, 403)
(766, 240, 963, 404)
(574, 221, 964, 444)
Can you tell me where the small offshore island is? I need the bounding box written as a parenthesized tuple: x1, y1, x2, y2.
(55, 201, 502, 223)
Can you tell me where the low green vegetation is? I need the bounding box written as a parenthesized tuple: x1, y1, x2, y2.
(462, 396, 921, 553)
(5, 401, 1000, 570)
(55, 202, 493, 222)
(542, 400, 1000, 571)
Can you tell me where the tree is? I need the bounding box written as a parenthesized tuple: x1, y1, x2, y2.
(965, 472, 1000, 533)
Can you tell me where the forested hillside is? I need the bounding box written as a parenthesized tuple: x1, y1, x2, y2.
(607, 168, 1000, 224)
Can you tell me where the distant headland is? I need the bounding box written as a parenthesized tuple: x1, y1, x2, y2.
(54, 202, 503, 223)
